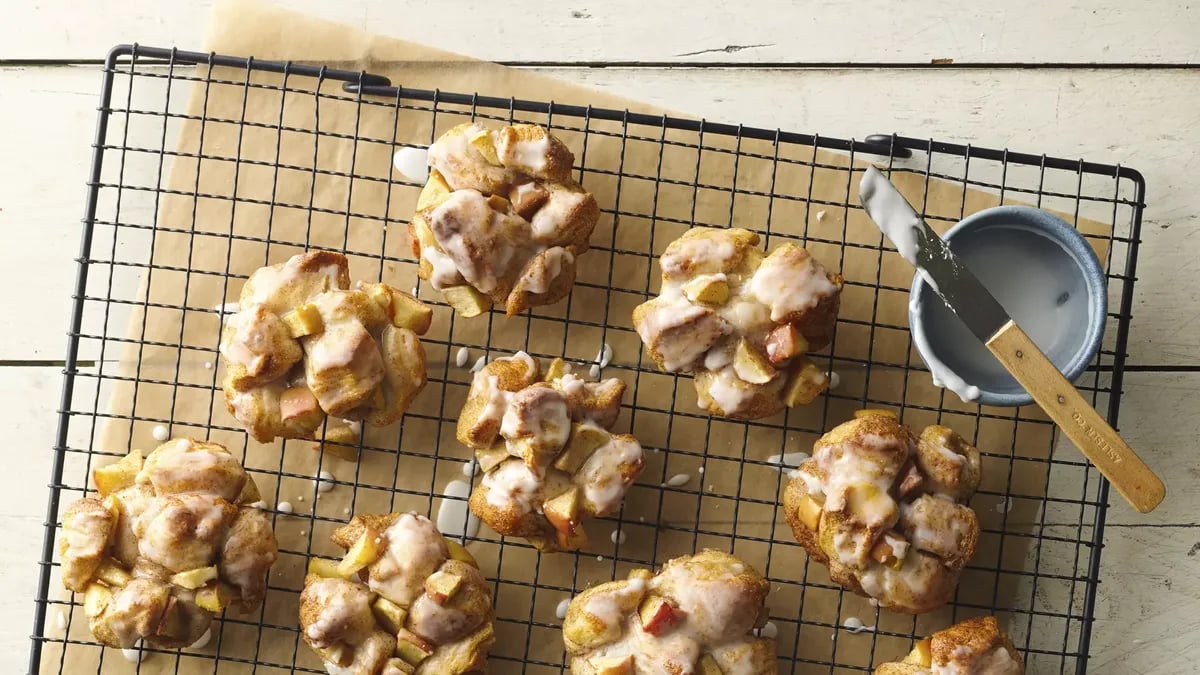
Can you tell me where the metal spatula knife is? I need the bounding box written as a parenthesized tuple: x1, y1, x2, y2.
(858, 166, 1164, 513)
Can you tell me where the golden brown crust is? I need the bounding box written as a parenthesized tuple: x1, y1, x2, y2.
(782, 413, 982, 614)
(416, 123, 599, 317)
(462, 356, 644, 551)
(632, 227, 843, 419)
(874, 616, 1025, 674)
(219, 251, 431, 445)
(301, 512, 495, 674)
(59, 438, 277, 649)
(563, 550, 775, 674)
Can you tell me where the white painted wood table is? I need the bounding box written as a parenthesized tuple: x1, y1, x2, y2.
(2, 2, 1198, 673)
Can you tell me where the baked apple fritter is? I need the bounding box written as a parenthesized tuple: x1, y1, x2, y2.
(300, 513, 494, 674)
(783, 410, 982, 613)
(219, 251, 430, 445)
(460, 354, 644, 551)
(562, 550, 775, 674)
(60, 438, 277, 649)
(632, 227, 842, 419)
(410, 123, 599, 317)
(875, 616, 1024, 674)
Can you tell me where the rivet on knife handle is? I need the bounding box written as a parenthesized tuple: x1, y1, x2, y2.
(986, 321, 1165, 513)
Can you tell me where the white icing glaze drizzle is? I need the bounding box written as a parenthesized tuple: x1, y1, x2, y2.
(911, 297, 983, 402)
(521, 247, 573, 294)
(636, 229, 839, 417)
(436, 479, 481, 541)
(368, 514, 449, 606)
(746, 246, 838, 322)
(470, 354, 643, 544)
(189, 627, 212, 650)
(392, 147, 430, 182)
(555, 598, 572, 620)
(422, 246, 462, 290)
(481, 460, 542, 513)
(574, 435, 643, 515)
(842, 616, 875, 633)
(121, 640, 145, 663)
(859, 166, 920, 266)
(665, 473, 691, 487)
(529, 188, 589, 241)
(495, 132, 552, 174)
(422, 124, 591, 308)
(766, 451, 811, 469)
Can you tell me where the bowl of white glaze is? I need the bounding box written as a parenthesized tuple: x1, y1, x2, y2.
(908, 205, 1107, 407)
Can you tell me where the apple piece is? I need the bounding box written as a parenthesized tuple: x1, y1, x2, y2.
(195, 582, 237, 613)
(338, 527, 384, 577)
(281, 303, 324, 337)
(469, 129, 501, 165)
(543, 487, 581, 534)
(325, 423, 361, 445)
(733, 339, 776, 385)
(552, 423, 610, 474)
(698, 654, 725, 675)
(443, 285, 491, 318)
(638, 595, 685, 637)
(388, 291, 433, 334)
(485, 194, 511, 213)
(588, 654, 635, 675)
(280, 387, 320, 421)
(307, 557, 350, 580)
(557, 527, 589, 551)
(796, 494, 823, 532)
(509, 182, 549, 220)
(763, 323, 809, 366)
(627, 569, 653, 583)
(445, 539, 478, 568)
(384, 657, 416, 675)
(94, 559, 131, 588)
(475, 444, 510, 473)
(92, 450, 144, 497)
(83, 582, 112, 618)
(544, 487, 588, 550)
(237, 475, 263, 506)
(904, 637, 933, 666)
(683, 275, 731, 306)
(543, 357, 570, 382)
(416, 171, 452, 211)
(372, 596, 409, 634)
(844, 484, 897, 528)
(896, 463, 923, 498)
(313, 644, 352, 668)
(394, 628, 434, 666)
(870, 537, 905, 570)
(424, 569, 464, 605)
(171, 566, 218, 590)
(782, 358, 828, 408)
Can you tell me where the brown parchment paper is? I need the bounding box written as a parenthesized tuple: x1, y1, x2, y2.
(46, 1, 1114, 672)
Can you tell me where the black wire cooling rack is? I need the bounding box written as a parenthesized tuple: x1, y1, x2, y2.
(31, 44, 1145, 674)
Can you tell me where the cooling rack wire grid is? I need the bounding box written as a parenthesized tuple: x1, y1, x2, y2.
(32, 45, 1145, 675)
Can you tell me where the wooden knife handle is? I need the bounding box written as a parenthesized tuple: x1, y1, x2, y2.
(986, 320, 1165, 513)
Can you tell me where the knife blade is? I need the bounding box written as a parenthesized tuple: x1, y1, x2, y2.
(857, 165, 1164, 513)
(858, 166, 1009, 343)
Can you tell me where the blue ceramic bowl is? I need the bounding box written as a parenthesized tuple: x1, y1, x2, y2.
(908, 205, 1107, 407)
